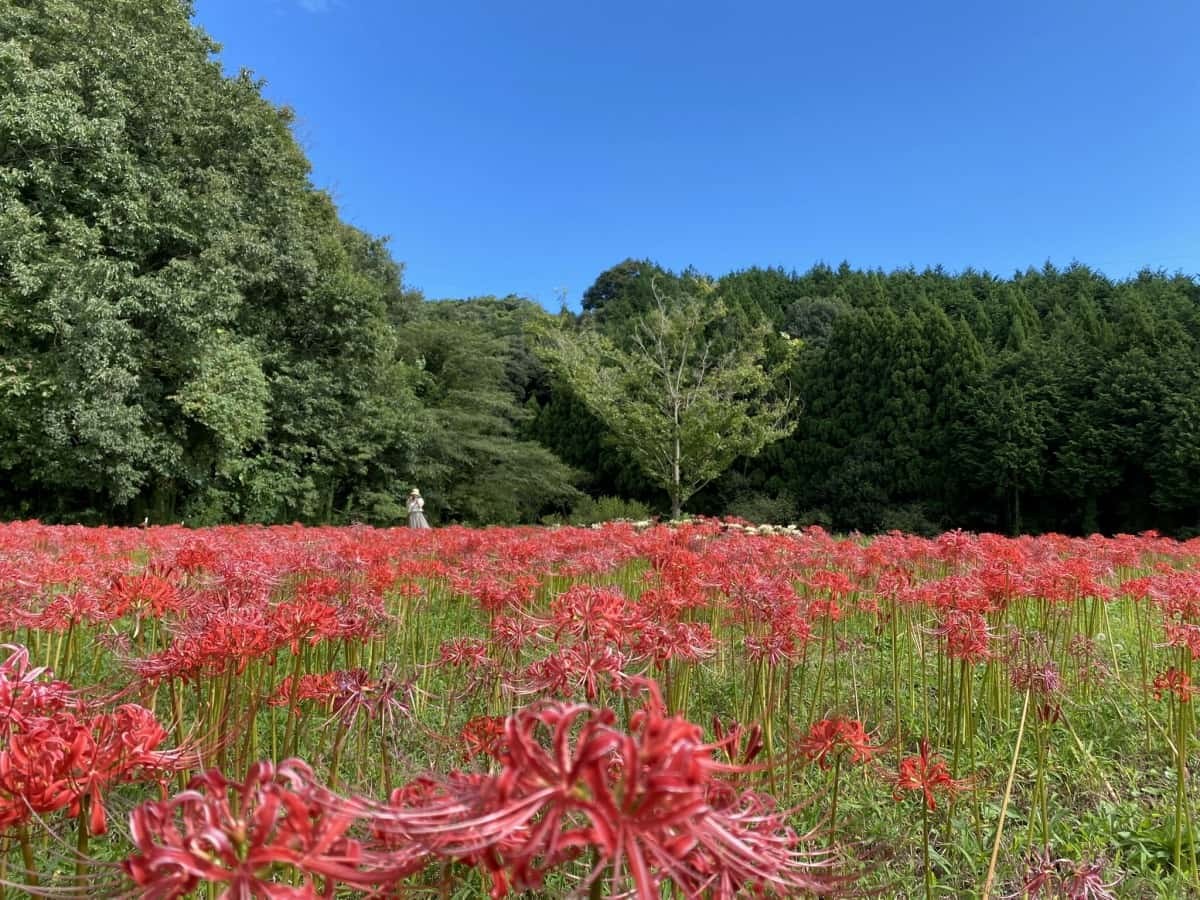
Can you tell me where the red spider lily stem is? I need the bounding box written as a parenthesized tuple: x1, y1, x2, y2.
(891, 601, 903, 769)
(966, 662, 983, 842)
(982, 687, 1030, 900)
(920, 797, 933, 900)
(1028, 707, 1051, 854)
(16, 825, 38, 888)
(75, 794, 90, 881)
(806, 616, 831, 725)
(280, 648, 306, 759)
(948, 659, 978, 837)
(1173, 646, 1193, 877)
(328, 723, 351, 791)
(784, 662, 796, 800)
(829, 753, 842, 838)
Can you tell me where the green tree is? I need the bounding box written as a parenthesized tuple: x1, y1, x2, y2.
(399, 299, 580, 524)
(0, 0, 425, 524)
(537, 279, 798, 519)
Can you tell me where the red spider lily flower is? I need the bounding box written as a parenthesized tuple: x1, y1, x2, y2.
(436, 638, 493, 670)
(797, 718, 881, 770)
(745, 631, 798, 666)
(1060, 856, 1120, 900)
(1006, 850, 1120, 900)
(0, 702, 183, 835)
(0, 644, 80, 729)
(1009, 847, 1059, 898)
(490, 614, 541, 653)
(518, 642, 634, 701)
(631, 621, 716, 668)
(545, 584, 644, 644)
(269, 669, 414, 727)
(892, 739, 968, 811)
(931, 609, 993, 663)
(269, 673, 341, 711)
(124, 759, 409, 899)
(365, 681, 851, 899)
(711, 718, 764, 768)
(104, 570, 182, 619)
(1011, 660, 1064, 696)
(1152, 667, 1198, 702)
(1163, 623, 1200, 660)
(270, 597, 342, 656)
(460, 715, 508, 762)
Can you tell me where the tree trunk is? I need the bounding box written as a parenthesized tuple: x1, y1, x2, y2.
(672, 421, 682, 520)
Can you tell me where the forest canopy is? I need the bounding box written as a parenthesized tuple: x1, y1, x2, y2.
(2, 1, 1199, 535)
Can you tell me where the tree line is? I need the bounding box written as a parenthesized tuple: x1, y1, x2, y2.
(3, 1, 1198, 535)
(541, 260, 1200, 537)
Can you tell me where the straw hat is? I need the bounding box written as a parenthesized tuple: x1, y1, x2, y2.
(409, 488, 421, 496)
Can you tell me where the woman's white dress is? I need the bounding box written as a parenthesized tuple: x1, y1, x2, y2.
(407, 497, 430, 529)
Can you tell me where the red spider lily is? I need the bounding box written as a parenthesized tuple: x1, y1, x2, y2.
(892, 739, 967, 811)
(544, 584, 644, 644)
(0, 700, 183, 835)
(1010, 847, 1059, 898)
(436, 637, 492, 670)
(1060, 856, 1120, 900)
(460, 715, 508, 762)
(711, 718, 764, 768)
(365, 681, 851, 898)
(270, 669, 416, 727)
(631, 621, 716, 668)
(104, 570, 182, 619)
(131, 606, 279, 682)
(1163, 623, 1200, 660)
(269, 673, 341, 711)
(0, 644, 80, 729)
(1152, 667, 1198, 702)
(931, 609, 993, 663)
(124, 759, 409, 899)
(1011, 660, 1064, 696)
(797, 718, 881, 770)
(270, 597, 342, 656)
(1006, 850, 1120, 900)
(515, 642, 635, 701)
(490, 613, 541, 653)
(745, 631, 799, 666)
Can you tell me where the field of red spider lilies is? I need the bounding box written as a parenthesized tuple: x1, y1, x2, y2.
(1, 520, 1200, 898)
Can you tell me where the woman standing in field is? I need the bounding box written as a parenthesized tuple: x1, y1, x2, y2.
(407, 488, 430, 529)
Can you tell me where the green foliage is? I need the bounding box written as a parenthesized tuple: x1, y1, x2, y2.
(398, 298, 581, 525)
(725, 490, 797, 526)
(536, 278, 798, 518)
(549, 494, 651, 526)
(173, 336, 269, 452)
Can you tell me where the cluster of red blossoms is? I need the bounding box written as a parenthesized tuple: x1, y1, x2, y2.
(797, 717, 880, 770)
(125, 680, 848, 899)
(796, 719, 967, 813)
(0, 644, 184, 837)
(892, 739, 968, 812)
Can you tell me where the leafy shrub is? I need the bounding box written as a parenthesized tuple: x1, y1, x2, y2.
(796, 508, 834, 529)
(878, 503, 942, 537)
(566, 495, 652, 525)
(725, 491, 797, 525)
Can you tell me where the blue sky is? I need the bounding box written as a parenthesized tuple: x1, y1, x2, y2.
(194, 0, 1199, 307)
